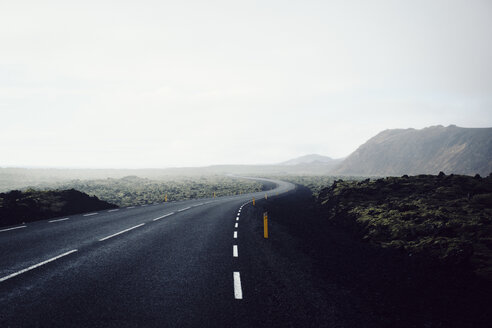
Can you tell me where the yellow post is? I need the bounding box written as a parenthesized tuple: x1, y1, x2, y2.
(265, 193, 268, 200)
(164, 194, 168, 202)
(213, 192, 216, 198)
(263, 212, 268, 238)
(252, 197, 255, 206)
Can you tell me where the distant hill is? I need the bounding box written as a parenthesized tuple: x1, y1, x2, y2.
(279, 154, 341, 166)
(334, 125, 492, 176)
(0, 189, 117, 227)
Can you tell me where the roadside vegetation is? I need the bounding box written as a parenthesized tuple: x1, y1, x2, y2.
(317, 173, 492, 279)
(33, 175, 265, 207)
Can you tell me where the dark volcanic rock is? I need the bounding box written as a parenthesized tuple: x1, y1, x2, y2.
(0, 189, 117, 227)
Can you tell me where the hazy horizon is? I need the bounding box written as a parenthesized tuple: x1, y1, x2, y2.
(2, 1, 492, 168)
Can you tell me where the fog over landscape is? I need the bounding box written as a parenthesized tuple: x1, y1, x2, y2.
(1, 2, 492, 328)
(1, 0, 491, 168)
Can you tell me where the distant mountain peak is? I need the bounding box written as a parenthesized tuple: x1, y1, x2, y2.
(334, 125, 492, 176)
(280, 154, 337, 166)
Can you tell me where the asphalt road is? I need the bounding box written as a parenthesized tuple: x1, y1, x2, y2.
(0, 178, 339, 327)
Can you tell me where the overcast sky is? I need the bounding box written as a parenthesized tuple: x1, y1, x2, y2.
(1, 0, 491, 168)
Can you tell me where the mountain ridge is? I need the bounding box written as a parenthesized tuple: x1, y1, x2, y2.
(334, 125, 492, 176)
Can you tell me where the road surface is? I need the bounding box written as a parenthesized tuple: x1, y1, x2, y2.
(1, 178, 341, 327)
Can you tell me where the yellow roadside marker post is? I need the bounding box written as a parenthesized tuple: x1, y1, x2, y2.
(265, 193, 268, 200)
(214, 192, 216, 199)
(263, 212, 268, 238)
(164, 194, 168, 202)
(252, 197, 255, 206)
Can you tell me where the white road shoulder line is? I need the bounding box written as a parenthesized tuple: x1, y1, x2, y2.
(0, 249, 78, 283)
(108, 209, 120, 212)
(177, 206, 191, 212)
(83, 213, 98, 217)
(0, 225, 27, 233)
(127, 206, 135, 209)
(233, 245, 238, 257)
(99, 223, 145, 241)
(49, 218, 69, 223)
(234, 231, 237, 239)
(233, 272, 243, 299)
(153, 212, 175, 221)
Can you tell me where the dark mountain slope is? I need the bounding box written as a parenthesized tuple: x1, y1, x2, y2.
(334, 125, 492, 176)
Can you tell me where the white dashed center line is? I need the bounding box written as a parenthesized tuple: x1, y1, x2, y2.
(233, 272, 243, 299)
(49, 218, 69, 223)
(233, 245, 238, 257)
(235, 223, 238, 228)
(0, 249, 78, 283)
(234, 231, 237, 239)
(0, 225, 26, 233)
(153, 212, 175, 221)
(99, 223, 145, 241)
(236, 216, 239, 221)
(83, 213, 98, 217)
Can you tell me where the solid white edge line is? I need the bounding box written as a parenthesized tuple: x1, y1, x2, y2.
(233, 272, 243, 299)
(0, 249, 78, 283)
(108, 209, 120, 212)
(235, 223, 238, 228)
(153, 212, 175, 221)
(234, 231, 237, 238)
(0, 225, 27, 232)
(177, 206, 191, 212)
(127, 206, 135, 209)
(233, 245, 238, 257)
(48, 218, 69, 223)
(83, 213, 98, 217)
(99, 223, 145, 241)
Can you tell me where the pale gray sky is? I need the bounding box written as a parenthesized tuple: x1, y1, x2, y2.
(1, 0, 491, 168)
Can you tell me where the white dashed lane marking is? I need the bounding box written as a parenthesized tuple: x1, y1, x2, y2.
(0, 249, 78, 283)
(153, 212, 175, 221)
(99, 223, 145, 242)
(83, 213, 98, 217)
(49, 218, 69, 223)
(233, 245, 238, 257)
(234, 231, 237, 239)
(235, 223, 238, 228)
(0, 225, 26, 233)
(233, 272, 243, 299)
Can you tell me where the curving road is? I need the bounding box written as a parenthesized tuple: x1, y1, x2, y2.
(0, 178, 305, 327)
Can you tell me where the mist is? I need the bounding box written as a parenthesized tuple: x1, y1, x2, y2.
(1, 0, 491, 168)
